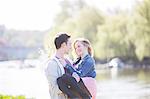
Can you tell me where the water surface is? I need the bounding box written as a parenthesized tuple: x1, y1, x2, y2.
(0, 64, 150, 99)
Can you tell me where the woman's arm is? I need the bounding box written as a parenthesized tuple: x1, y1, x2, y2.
(77, 58, 95, 77)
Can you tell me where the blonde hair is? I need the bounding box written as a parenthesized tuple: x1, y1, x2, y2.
(73, 38, 93, 57)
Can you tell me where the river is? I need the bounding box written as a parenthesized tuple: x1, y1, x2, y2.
(0, 65, 150, 99)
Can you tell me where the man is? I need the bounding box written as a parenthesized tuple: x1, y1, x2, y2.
(45, 33, 72, 99)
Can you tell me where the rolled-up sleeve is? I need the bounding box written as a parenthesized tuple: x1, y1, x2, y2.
(77, 58, 94, 77)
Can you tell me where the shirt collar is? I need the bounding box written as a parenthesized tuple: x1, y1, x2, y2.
(82, 54, 90, 60)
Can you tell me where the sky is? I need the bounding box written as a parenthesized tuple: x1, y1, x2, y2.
(0, 0, 137, 31)
(86, 0, 136, 12)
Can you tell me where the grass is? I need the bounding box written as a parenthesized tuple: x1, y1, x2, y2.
(0, 95, 34, 99)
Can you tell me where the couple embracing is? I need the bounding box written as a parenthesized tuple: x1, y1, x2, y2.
(45, 33, 97, 99)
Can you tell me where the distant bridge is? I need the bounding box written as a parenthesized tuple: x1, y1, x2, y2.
(0, 46, 43, 61)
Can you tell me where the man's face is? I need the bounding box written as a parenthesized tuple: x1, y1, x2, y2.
(64, 38, 72, 54)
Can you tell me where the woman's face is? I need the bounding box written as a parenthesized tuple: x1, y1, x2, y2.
(74, 41, 85, 57)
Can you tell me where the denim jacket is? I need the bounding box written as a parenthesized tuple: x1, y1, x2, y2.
(65, 54, 96, 78)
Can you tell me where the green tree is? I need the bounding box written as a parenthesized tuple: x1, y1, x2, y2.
(94, 12, 136, 60)
(130, 0, 150, 60)
(45, 0, 105, 56)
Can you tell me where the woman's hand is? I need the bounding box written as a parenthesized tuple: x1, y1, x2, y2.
(72, 72, 80, 82)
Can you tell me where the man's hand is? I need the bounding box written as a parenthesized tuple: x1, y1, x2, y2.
(72, 72, 80, 82)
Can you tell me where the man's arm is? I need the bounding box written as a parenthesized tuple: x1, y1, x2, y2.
(45, 60, 62, 94)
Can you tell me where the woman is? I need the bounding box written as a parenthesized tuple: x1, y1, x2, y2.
(73, 38, 97, 99)
(57, 38, 97, 99)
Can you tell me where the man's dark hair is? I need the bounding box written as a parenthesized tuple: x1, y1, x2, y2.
(54, 33, 70, 49)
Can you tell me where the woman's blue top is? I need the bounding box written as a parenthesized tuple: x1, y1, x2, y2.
(65, 54, 96, 78)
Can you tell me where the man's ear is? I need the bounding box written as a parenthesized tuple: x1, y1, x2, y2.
(61, 42, 66, 48)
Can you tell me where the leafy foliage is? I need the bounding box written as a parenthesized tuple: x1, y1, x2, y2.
(44, 0, 150, 61)
(0, 95, 26, 99)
